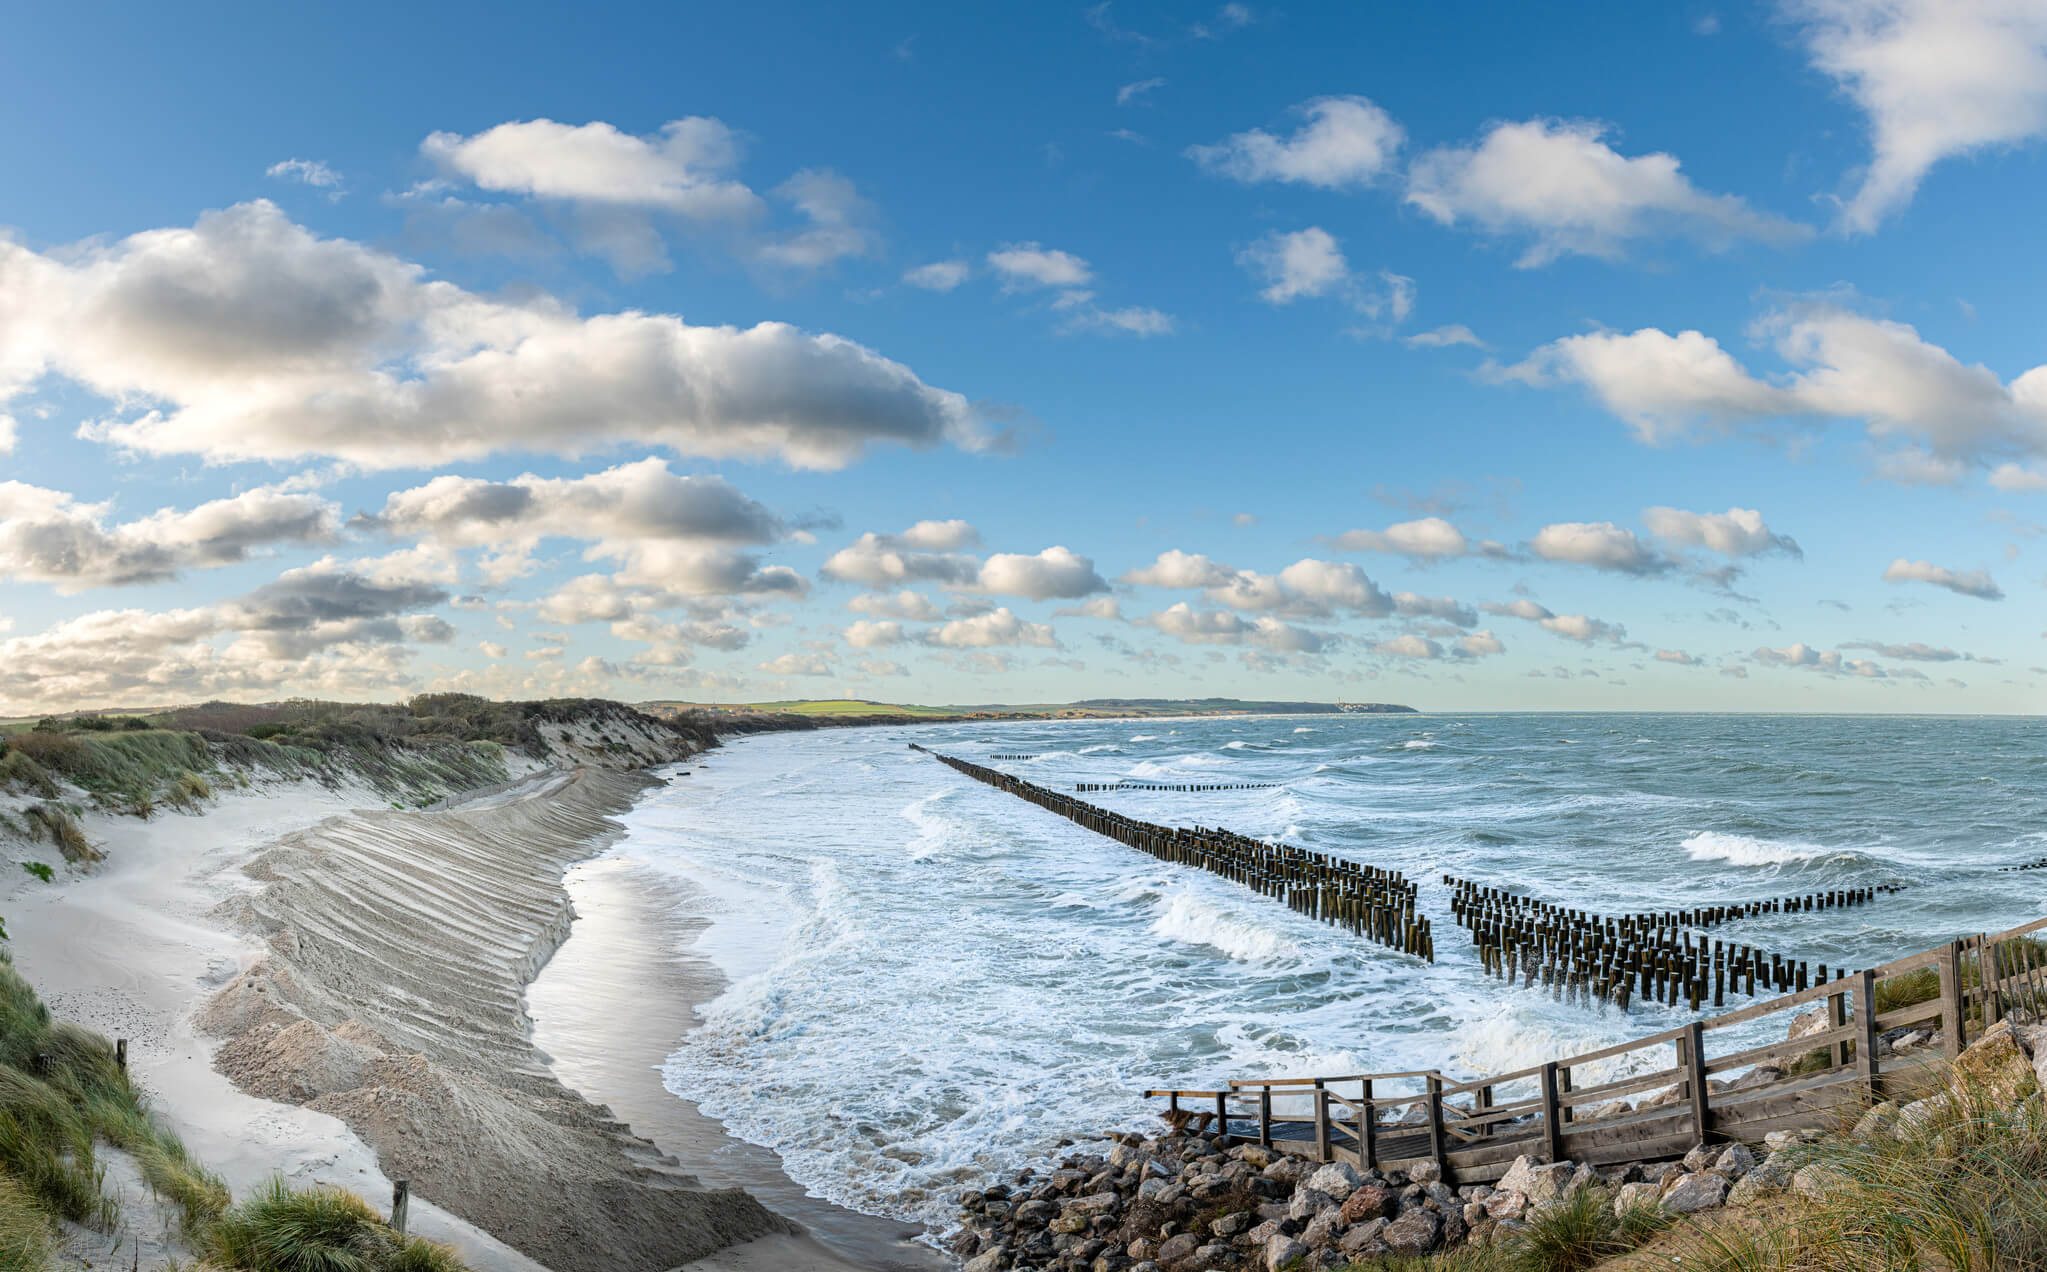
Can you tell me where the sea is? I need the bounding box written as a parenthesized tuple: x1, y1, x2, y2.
(603, 713, 2046, 1228)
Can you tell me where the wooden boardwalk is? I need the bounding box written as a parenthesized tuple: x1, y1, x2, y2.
(1148, 918, 2047, 1183)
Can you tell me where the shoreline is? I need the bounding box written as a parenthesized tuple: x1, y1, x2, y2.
(527, 847, 947, 1270)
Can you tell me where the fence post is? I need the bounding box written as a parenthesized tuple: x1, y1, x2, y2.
(116, 1039, 127, 1074)
(1539, 1062, 1563, 1162)
(1982, 937, 2005, 1030)
(390, 1180, 409, 1235)
(1682, 1022, 1711, 1148)
(1855, 969, 1882, 1102)
(1476, 1084, 1494, 1140)
(1259, 1087, 1272, 1148)
(1314, 1082, 1330, 1161)
(1558, 1067, 1574, 1125)
(1827, 984, 1849, 1070)
(1359, 1079, 1377, 1170)
(1937, 939, 1966, 1058)
(1425, 1075, 1448, 1176)
(1215, 1091, 1231, 1146)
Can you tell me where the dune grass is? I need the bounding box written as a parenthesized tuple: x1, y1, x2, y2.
(0, 953, 467, 1272)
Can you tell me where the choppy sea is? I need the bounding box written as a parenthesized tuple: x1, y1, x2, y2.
(604, 714, 2047, 1226)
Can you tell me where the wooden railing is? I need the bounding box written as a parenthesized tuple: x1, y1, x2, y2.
(1144, 915, 2047, 1184)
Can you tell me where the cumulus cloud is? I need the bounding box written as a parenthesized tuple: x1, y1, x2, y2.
(1655, 648, 1703, 665)
(1121, 549, 1241, 589)
(1882, 557, 2004, 599)
(1753, 642, 1889, 677)
(758, 169, 879, 269)
(1784, 0, 2047, 232)
(903, 259, 971, 291)
(1642, 506, 1802, 558)
(986, 242, 1094, 290)
(970, 546, 1110, 600)
(757, 651, 837, 676)
(266, 158, 343, 194)
(1404, 324, 1488, 350)
(1238, 227, 1349, 304)
(1537, 612, 1627, 643)
(819, 525, 984, 588)
(1528, 522, 1672, 575)
(843, 619, 906, 647)
(1492, 305, 2047, 469)
(1840, 640, 1978, 661)
(1330, 516, 1503, 560)
(421, 117, 760, 218)
(1393, 592, 1478, 627)
(1481, 599, 1554, 621)
(922, 608, 1059, 648)
(1989, 463, 2047, 492)
(1140, 603, 1330, 653)
(366, 459, 786, 550)
(1404, 119, 1810, 266)
(0, 201, 984, 472)
(1456, 629, 1507, 658)
(1054, 595, 1125, 620)
(1373, 634, 1442, 658)
(846, 589, 944, 621)
(1188, 95, 1405, 188)
(0, 482, 338, 592)
(1201, 558, 1395, 620)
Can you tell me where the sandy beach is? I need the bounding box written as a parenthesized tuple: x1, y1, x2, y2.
(5, 755, 917, 1272)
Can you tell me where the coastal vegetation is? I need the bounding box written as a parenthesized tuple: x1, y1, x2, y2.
(0, 954, 467, 1271)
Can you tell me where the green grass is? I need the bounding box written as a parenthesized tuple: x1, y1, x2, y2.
(203, 1179, 465, 1272)
(737, 699, 961, 717)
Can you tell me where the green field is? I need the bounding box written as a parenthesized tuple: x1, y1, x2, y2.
(741, 699, 961, 717)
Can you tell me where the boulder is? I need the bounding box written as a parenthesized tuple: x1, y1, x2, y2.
(1245, 1221, 1280, 1246)
(1578, 1098, 1633, 1121)
(1952, 1019, 2039, 1107)
(1483, 1190, 1528, 1222)
(1763, 1129, 1820, 1152)
(1343, 1184, 1393, 1222)
(1462, 1200, 1488, 1228)
(1285, 1188, 1333, 1222)
(1073, 1192, 1122, 1214)
(1236, 1144, 1275, 1169)
(1613, 1181, 1662, 1217)
(1262, 1157, 1311, 1187)
(1336, 1219, 1388, 1257)
(964, 1251, 1007, 1272)
(1791, 1163, 1849, 1201)
(1381, 1208, 1442, 1257)
(1660, 1172, 1729, 1214)
(1712, 1143, 1757, 1178)
(1193, 1242, 1233, 1268)
(1892, 1095, 1951, 1141)
(1851, 1102, 1900, 1141)
(1050, 1215, 1090, 1236)
(1303, 1162, 1363, 1198)
(1263, 1234, 1307, 1272)
(1497, 1156, 1581, 1203)
(1681, 1143, 1717, 1172)
(1787, 1008, 1830, 1041)
(1407, 1158, 1443, 1185)
(1298, 1211, 1341, 1251)
(1212, 1211, 1253, 1238)
(1155, 1233, 1198, 1265)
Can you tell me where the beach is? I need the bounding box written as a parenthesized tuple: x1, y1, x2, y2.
(4, 753, 914, 1272)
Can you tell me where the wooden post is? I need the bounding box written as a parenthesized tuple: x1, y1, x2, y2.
(1214, 1091, 1231, 1146)
(1539, 1062, 1564, 1162)
(1476, 1084, 1494, 1140)
(1313, 1083, 1330, 1162)
(1259, 1087, 1272, 1148)
(1681, 1022, 1711, 1148)
(1855, 969, 1882, 1102)
(1827, 985, 1849, 1070)
(116, 1039, 127, 1074)
(1982, 937, 2005, 1030)
(390, 1180, 409, 1235)
(1937, 940, 1966, 1058)
(1359, 1079, 1377, 1170)
(1425, 1075, 1448, 1176)
(1558, 1067, 1574, 1125)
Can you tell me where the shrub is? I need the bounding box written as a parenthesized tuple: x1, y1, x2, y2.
(0, 753, 57, 800)
(203, 1178, 467, 1272)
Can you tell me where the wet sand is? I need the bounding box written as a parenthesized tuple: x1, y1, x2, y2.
(528, 852, 948, 1271)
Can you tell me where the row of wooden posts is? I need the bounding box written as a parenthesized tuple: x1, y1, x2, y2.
(1448, 875, 1865, 1012)
(1074, 781, 1281, 793)
(990, 754, 1038, 760)
(2000, 858, 2047, 873)
(915, 745, 1435, 960)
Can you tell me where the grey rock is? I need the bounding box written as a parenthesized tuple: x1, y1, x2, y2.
(1244, 1221, 1280, 1246)
(1661, 1172, 1730, 1214)
(1193, 1242, 1232, 1268)
(1792, 1163, 1849, 1200)
(1156, 1233, 1198, 1265)
(1613, 1181, 1661, 1217)
(1382, 1208, 1442, 1256)
(1213, 1211, 1253, 1238)
(1681, 1143, 1718, 1172)
(964, 1252, 1007, 1272)
(1406, 1158, 1443, 1185)
(1285, 1189, 1333, 1222)
(1303, 1162, 1363, 1198)
(1496, 1156, 1582, 1203)
(1712, 1143, 1757, 1178)
(1299, 1211, 1341, 1251)
(1336, 1219, 1388, 1256)
(1852, 1102, 1900, 1141)
(1483, 1189, 1528, 1221)
(1073, 1192, 1122, 1214)
(1263, 1234, 1308, 1272)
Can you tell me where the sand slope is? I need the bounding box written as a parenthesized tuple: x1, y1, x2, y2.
(198, 768, 796, 1272)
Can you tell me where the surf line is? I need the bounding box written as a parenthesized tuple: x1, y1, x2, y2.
(910, 744, 1433, 961)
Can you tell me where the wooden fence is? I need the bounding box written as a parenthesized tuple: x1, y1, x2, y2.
(1147, 914, 2047, 1184)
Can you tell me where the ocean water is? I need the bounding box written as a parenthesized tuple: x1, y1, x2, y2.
(616, 714, 2047, 1227)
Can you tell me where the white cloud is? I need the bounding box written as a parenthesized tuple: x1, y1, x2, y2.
(1539, 612, 1627, 643)
(844, 620, 906, 648)
(971, 546, 1109, 600)
(1989, 463, 2047, 492)
(986, 242, 1094, 290)
(1495, 306, 2047, 468)
(1140, 603, 1330, 653)
(0, 481, 338, 591)
(1785, 0, 2047, 231)
(0, 202, 983, 472)
(1753, 642, 1888, 677)
(1331, 516, 1495, 560)
(898, 519, 981, 551)
(266, 158, 343, 193)
(904, 260, 971, 291)
(1117, 77, 1166, 106)
(1054, 595, 1124, 620)
(1456, 629, 1507, 658)
(1404, 324, 1487, 350)
(421, 117, 760, 218)
(1198, 558, 1395, 620)
(1482, 599, 1553, 621)
(1655, 648, 1702, 665)
(1188, 95, 1405, 189)
(1373, 634, 1442, 658)
(1528, 521, 1672, 575)
(1882, 557, 2004, 599)
(846, 590, 944, 621)
(821, 527, 982, 588)
(1405, 119, 1810, 266)
(758, 169, 878, 268)
(1642, 506, 1802, 558)
(923, 607, 1059, 648)
(1121, 549, 1241, 588)
(757, 651, 838, 676)
(1393, 592, 1477, 627)
(1238, 227, 1350, 303)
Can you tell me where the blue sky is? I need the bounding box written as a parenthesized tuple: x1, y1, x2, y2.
(1, 0, 2044, 713)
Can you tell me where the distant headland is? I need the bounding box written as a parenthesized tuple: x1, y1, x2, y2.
(641, 697, 1418, 726)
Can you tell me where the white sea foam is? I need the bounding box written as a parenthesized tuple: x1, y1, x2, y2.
(1129, 734, 1160, 742)
(1224, 740, 1250, 749)
(1148, 892, 1300, 963)
(1402, 739, 1438, 750)
(1682, 830, 1831, 866)
(1293, 727, 1317, 734)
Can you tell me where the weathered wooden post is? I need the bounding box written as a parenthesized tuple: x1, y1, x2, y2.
(391, 1180, 409, 1235)
(116, 1039, 127, 1074)
(1539, 1063, 1564, 1162)
(1937, 939, 1966, 1058)
(1681, 1022, 1711, 1147)
(1425, 1075, 1448, 1176)
(1828, 983, 1850, 1069)
(1359, 1079, 1377, 1170)
(1259, 1087, 1273, 1148)
(1855, 969, 1882, 1102)
(1314, 1083, 1331, 1161)
(1215, 1091, 1231, 1146)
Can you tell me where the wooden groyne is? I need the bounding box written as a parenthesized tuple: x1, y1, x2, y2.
(1075, 781, 1280, 793)
(912, 745, 1433, 960)
(1446, 875, 1901, 1011)
(1146, 917, 2047, 1186)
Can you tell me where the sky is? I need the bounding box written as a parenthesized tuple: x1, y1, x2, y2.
(1, 0, 2045, 715)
